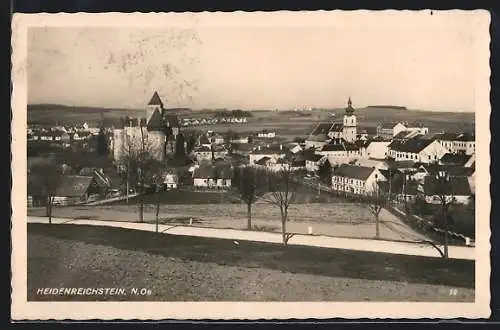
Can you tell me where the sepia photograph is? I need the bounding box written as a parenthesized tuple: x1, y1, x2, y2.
(11, 11, 490, 320)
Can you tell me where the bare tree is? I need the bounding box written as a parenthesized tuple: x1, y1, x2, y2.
(433, 171, 455, 259)
(147, 161, 167, 233)
(233, 166, 266, 230)
(259, 166, 299, 246)
(29, 162, 63, 224)
(365, 180, 387, 239)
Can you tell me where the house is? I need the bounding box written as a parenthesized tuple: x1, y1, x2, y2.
(376, 122, 407, 140)
(163, 173, 179, 189)
(352, 158, 389, 170)
(193, 164, 232, 189)
(317, 140, 363, 165)
(305, 122, 333, 149)
(249, 144, 287, 164)
(327, 123, 344, 139)
(387, 136, 448, 164)
(193, 145, 213, 161)
(331, 164, 386, 195)
(392, 130, 423, 141)
(439, 153, 474, 166)
(405, 124, 429, 136)
(286, 143, 303, 154)
(207, 131, 225, 145)
(230, 143, 254, 156)
(418, 176, 472, 205)
(193, 145, 228, 161)
(257, 129, 276, 138)
(52, 175, 102, 206)
(412, 164, 475, 185)
(365, 141, 390, 159)
(230, 136, 249, 144)
(433, 132, 476, 155)
(305, 153, 326, 173)
(79, 167, 113, 196)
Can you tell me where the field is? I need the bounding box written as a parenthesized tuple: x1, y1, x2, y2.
(28, 223, 475, 301)
(28, 201, 430, 242)
(28, 104, 475, 139)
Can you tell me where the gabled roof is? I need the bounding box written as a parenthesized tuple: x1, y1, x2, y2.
(433, 132, 475, 142)
(330, 123, 343, 132)
(148, 91, 164, 106)
(147, 109, 163, 131)
(255, 156, 272, 166)
(251, 145, 287, 155)
(439, 153, 472, 166)
(193, 164, 232, 179)
(310, 123, 334, 136)
(420, 164, 475, 177)
(55, 176, 97, 197)
(305, 153, 324, 162)
(393, 130, 422, 140)
(423, 176, 472, 196)
(379, 122, 402, 129)
(194, 145, 212, 153)
(333, 164, 376, 181)
(321, 144, 345, 152)
(388, 136, 435, 153)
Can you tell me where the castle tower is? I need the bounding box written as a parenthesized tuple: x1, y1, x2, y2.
(342, 97, 357, 143)
(146, 91, 164, 123)
(146, 102, 166, 162)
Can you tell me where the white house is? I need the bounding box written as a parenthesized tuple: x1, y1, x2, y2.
(163, 173, 179, 189)
(418, 176, 472, 205)
(257, 130, 276, 138)
(387, 136, 448, 164)
(365, 141, 390, 159)
(376, 122, 407, 140)
(193, 164, 232, 189)
(249, 144, 287, 164)
(305, 154, 326, 173)
(331, 164, 387, 195)
(230, 136, 249, 144)
(193, 145, 228, 161)
(434, 132, 476, 155)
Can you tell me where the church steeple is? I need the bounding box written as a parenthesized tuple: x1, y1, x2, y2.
(345, 97, 354, 115)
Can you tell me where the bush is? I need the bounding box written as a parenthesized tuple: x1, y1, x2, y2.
(412, 197, 432, 216)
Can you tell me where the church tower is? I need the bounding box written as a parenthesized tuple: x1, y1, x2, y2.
(342, 97, 357, 143)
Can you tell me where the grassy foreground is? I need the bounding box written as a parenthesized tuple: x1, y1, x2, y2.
(28, 223, 474, 302)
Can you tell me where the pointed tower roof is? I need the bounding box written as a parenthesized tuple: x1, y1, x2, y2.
(147, 91, 164, 107)
(147, 109, 163, 132)
(345, 96, 355, 115)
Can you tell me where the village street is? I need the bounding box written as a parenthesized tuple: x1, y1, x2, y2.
(28, 215, 475, 260)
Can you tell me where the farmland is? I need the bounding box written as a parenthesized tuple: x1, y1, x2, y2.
(28, 104, 475, 141)
(28, 201, 429, 242)
(27, 223, 475, 301)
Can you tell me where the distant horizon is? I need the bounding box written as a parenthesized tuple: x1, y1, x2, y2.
(27, 102, 476, 113)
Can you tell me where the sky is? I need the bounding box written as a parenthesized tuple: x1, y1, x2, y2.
(27, 13, 484, 112)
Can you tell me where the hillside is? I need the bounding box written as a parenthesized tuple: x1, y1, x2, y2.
(27, 103, 475, 135)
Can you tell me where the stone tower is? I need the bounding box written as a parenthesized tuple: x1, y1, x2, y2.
(146, 92, 167, 162)
(146, 91, 163, 124)
(342, 97, 357, 143)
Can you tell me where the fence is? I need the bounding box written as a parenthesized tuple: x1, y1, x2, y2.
(386, 204, 474, 247)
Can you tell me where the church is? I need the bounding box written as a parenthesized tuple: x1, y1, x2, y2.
(112, 91, 181, 167)
(305, 97, 358, 150)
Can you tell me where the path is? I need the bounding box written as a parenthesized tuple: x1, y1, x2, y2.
(28, 216, 475, 261)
